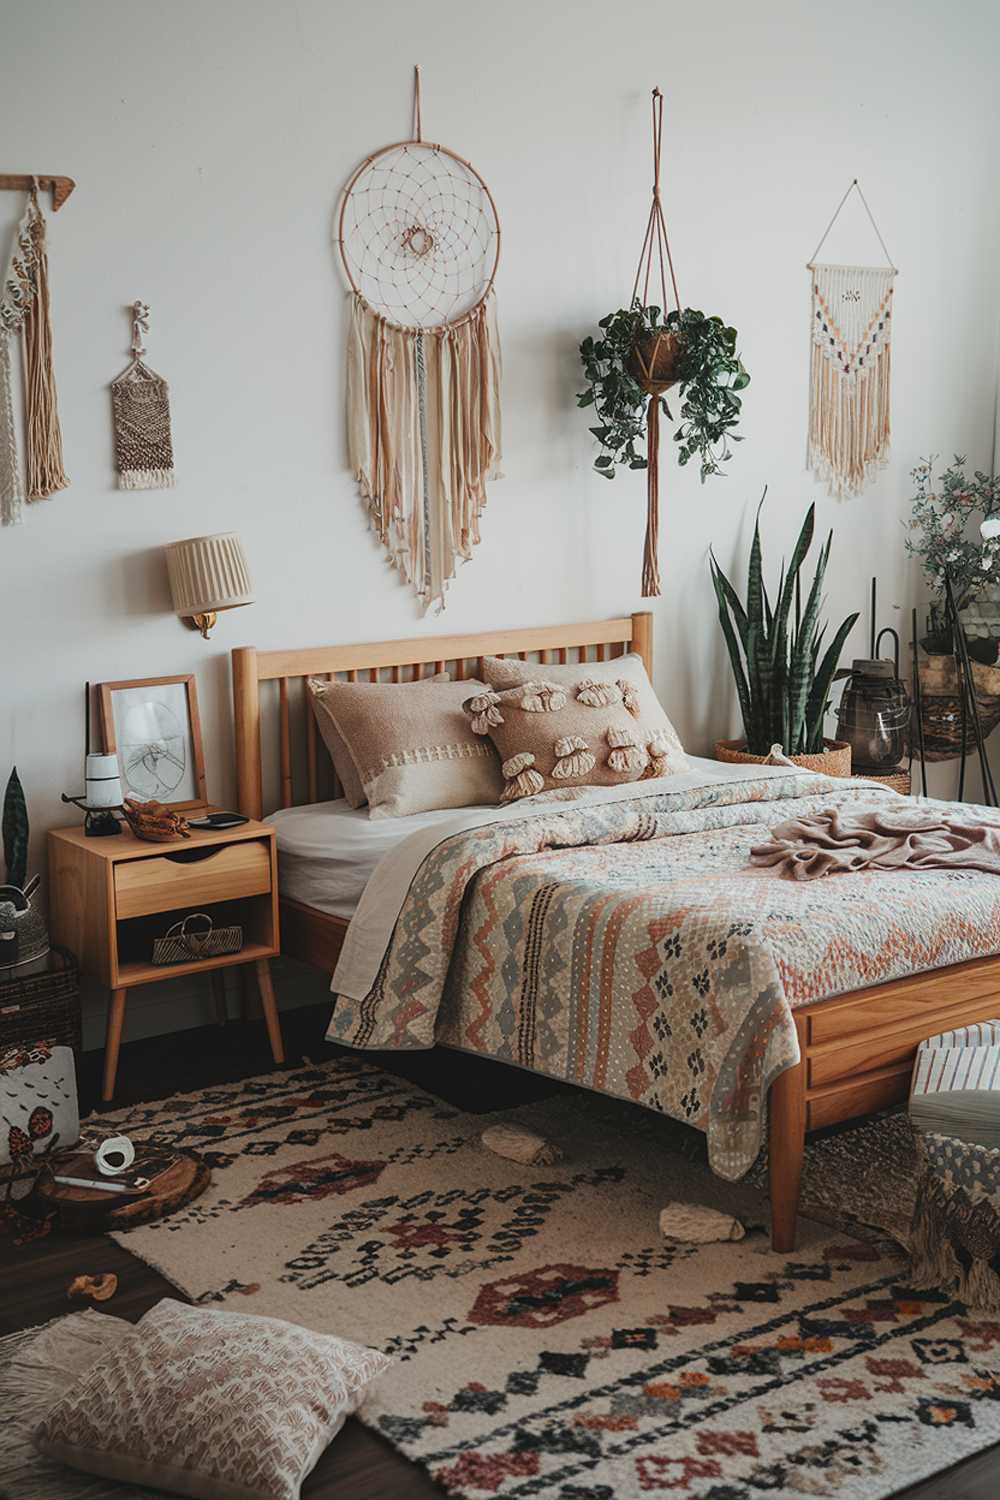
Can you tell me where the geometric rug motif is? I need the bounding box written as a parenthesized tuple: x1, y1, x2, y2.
(97, 1056, 1000, 1499)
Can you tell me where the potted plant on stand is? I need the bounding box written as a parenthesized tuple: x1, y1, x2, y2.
(577, 89, 749, 597)
(905, 456, 1000, 761)
(710, 500, 858, 774)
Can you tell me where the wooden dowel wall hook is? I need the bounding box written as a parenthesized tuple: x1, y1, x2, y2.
(0, 174, 76, 210)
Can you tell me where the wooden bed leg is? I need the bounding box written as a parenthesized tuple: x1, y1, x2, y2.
(769, 1051, 806, 1253)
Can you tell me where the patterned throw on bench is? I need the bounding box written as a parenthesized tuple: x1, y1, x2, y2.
(910, 1021, 1000, 1309)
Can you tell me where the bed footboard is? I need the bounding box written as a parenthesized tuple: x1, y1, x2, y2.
(769, 953, 1000, 1251)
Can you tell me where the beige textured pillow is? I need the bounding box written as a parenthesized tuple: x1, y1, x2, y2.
(311, 676, 502, 819)
(34, 1299, 390, 1500)
(308, 673, 449, 809)
(482, 652, 677, 736)
(465, 674, 688, 802)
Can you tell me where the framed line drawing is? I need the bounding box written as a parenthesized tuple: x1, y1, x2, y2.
(97, 674, 207, 809)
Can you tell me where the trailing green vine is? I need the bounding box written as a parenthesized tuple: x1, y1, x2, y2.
(578, 303, 749, 482)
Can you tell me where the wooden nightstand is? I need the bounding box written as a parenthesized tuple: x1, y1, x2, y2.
(48, 813, 284, 1102)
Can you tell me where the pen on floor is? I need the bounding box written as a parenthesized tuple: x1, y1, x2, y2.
(52, 1175, 131, 1194)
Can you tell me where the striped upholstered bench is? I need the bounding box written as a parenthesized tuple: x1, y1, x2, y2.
(909, 1021, 1000, 1308)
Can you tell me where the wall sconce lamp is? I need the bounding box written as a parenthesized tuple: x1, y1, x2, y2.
(165, 532, 254, 639)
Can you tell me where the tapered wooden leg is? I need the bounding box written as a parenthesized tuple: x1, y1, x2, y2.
(769, 1051, 806, 1253)
(102, 988, 127, 1103)
(211, 970, 228, 1026)
(254, 959, 285, 1065)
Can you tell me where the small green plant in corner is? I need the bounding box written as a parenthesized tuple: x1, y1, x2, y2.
(709, 497, 859, 757)
(2, 766, 29, 892)
(578, 303, 749, 483)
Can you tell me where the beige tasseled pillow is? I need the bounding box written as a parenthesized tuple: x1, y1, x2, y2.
(309, 673, 450, 808)
(464, 673, 688, 803)
(310, 676, 502, 818)
(33, 1299, 391, 1500)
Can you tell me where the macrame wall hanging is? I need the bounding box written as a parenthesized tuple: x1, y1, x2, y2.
(0, 182, 69, 526)
(806, 179, 897, 498)
(111, 301, 175, 489)
(338, 66, 502, 612)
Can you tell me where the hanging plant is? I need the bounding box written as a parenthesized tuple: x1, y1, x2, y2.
(575, 90, 749, 598)
(578, 303, 748, 482)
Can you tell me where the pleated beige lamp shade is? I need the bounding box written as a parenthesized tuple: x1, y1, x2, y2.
(165, 533, 254, 639)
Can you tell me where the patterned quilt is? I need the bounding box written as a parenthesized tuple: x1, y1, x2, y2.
(329, 773, 1000, 1179)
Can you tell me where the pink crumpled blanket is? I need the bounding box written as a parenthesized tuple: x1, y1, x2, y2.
(750, 805, 1000, 880)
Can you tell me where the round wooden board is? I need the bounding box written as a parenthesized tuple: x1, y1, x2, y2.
(31, 1150, 210, 1232)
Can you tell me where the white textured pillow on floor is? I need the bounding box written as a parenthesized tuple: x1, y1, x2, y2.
(34, 1299, 390, 1500)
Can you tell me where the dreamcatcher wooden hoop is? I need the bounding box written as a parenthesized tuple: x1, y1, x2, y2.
(337, 67, 501, 330)
(336, 68, 504, 613)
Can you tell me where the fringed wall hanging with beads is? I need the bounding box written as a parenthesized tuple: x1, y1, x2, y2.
(806, 179, 897, 499)
(0, 181, 70, 526)
(111, 301, 175, 490)
(338, 66, 502, 613)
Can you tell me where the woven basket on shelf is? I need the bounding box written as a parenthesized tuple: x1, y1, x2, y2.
(0, 947, 80, 1054)
(918, 653, 1000, 762)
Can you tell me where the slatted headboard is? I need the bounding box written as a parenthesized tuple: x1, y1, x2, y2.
(232, 612, 652, 819)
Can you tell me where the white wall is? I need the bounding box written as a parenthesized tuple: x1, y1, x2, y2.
(3, 0, 999, 1043)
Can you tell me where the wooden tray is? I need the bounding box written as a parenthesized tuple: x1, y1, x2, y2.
(31, 1150, 209, 1231)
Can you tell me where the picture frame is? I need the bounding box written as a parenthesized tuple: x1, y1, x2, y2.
(97, 675, 207, 810)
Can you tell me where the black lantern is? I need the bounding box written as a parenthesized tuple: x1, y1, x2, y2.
(836, 658, 910, 773)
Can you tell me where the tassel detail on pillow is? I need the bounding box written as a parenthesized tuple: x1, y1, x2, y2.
(464, 690, 504, 735)
(576, 678, 622, 708)
(618, 679, 641, 717)
(552, 735, 596, 779)
(607, 726, 645, 773)
(519, 682, 568, 713)
(501, 751, 545, 801)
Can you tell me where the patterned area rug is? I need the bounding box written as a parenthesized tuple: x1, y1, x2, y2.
(94, 1056, 1000, 1499)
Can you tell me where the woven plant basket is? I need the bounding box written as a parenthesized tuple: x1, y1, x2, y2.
(0, 947, 80, 1054)
(852, 767, 912, 795)
(626, 331, 685, 396)
(918, 652, 1000, 763)
(714, 738, 852, 777)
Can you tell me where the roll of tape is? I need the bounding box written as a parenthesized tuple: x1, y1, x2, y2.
(96, 1135, 135, 1177)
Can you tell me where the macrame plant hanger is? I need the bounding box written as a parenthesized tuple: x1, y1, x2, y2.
(630, 88, 681, 598)
(337, 66, 502, 613)
(0, 176, 70, 526)
(806, 179, 897, 499)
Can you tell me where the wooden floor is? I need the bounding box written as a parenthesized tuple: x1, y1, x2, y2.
(3, 1002, 998, 1499)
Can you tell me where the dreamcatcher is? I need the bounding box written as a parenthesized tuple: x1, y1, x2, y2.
(338, 67, 502, 612)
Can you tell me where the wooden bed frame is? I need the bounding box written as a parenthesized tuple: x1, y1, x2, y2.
(232, 612, 1000, 1253)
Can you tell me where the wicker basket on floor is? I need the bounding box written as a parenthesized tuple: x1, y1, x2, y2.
(0, 947, 80, 1054)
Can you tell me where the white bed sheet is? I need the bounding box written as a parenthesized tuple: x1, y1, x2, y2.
(270, 755, 805, 922)
(270, 799, 476, 918)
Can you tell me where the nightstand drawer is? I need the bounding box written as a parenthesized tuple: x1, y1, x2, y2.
(114, 840, 271, 919)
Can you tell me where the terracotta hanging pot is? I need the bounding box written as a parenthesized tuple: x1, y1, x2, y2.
(627, 330, 685, 396)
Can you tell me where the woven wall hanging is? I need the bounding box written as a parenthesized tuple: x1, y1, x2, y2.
(111, 301, 175, 490)
(806, 180, 897, 498)
(0, 183, 69, 526)
(338, 67, 502, 613)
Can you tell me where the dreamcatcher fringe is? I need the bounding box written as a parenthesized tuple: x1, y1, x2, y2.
(347, 291, 502, 613)
(807, 263, 894, 499)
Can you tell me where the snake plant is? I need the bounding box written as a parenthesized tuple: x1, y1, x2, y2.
(710, 499, 859, 757)
(2, 767, 28, 891)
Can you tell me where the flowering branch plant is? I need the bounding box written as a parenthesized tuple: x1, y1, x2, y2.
(905, 457, 1000, 640)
